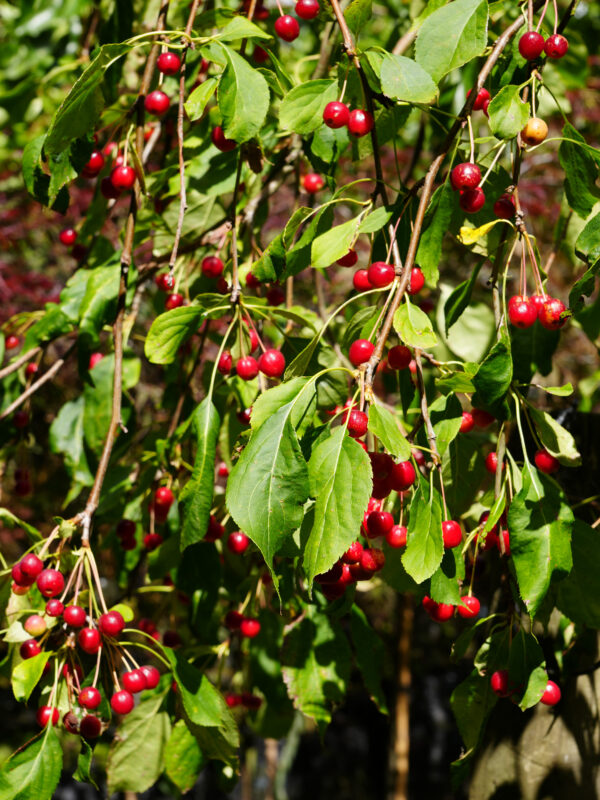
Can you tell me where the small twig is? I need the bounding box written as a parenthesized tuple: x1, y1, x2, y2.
(0, 346, 73, 421)
(229, 153, 245, 303)
(0, 347, 41, 380)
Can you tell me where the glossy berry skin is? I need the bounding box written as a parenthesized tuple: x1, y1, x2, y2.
(491, 669, 511, 697)
(485, 452, 499, 474)
(494, 193, 516, 219)
(544, 34, 568, 59)
(258, 349, 286, 378)
(451, 162, 481, 191)
(368, 261, 395, 288)
(365, 510, 394, 539)
(459, 411, 474, 434)
(460, 186, 486, 213)
(323, 101, 350, 129)
(201, 255, 224, 278)
(518, 31, 545, 60)
(225, 610, 245, 630)
(343, 541, 363, 563)
(246, 271, 261, 288)
(64, 605, 87, 627)
(145, 90, 170, 116)
(468, 87, 491, 111)
(89, 352, 104, 370)
(422, 596, 454, 622)
(143, 532, 163, 551)
(346, 409, 368, 438)
(211, 126, 237, 152)
(46, 598, 64, 617)
(508, 295, 537, 328)
(140, 665, 161, 689)
(20, 553, 44, 579)
(521, 117, 548, 146)
(82, 150, 105, 178)
(472, 408, 495, 428)
(387, 345, 411, 370)
(534, 448, 560, 474)
(37, 706, 59, 727)
(390, 460, 416, 492)
(227, 531, 250, 555)
(349, 339, 374, 367)
(111, 165, 136, 190)
(303, 173, 325, 193)
(236, 356, 259, 380)
(79, 687, 102, 710)
(78, 627, 102, 655)
(240, 618, 261, 638)
(442, 520, 462, 548)
(37, 568, 65, 598)
(295, 0, 319, 18)
(59, 227, 77, 246)
(157, 51, 182, 75)
(337, 249, 358, 267)
(101, 175, 121, 199)
(540, 679, 561, 706)
(360, 548, 385, 575)
(386, 524, 408, 548)
(5, 334, 20, 349)
(80, 715, 102, 738)
(348, 109, 374, 137)
(12, 561, 35, 586)
(111, 690, 135, 715)
(99, 610, 125, 637)
(218, 351, 233, 375)
(117, 519, 136, 538)
(353, 269, 372, 291)
(407, 267, 425, 295)
(24, 614, 46, 636)
(165, 292, 184, 310)
(155, 272, 174, 292)
(274, 14, 300, 41)
(20, 639, 41, 659)
(538, 297, 567, 330)
(122, 669, 147, 693)
(155, 486, 175, 511)
(458, 595, 481, 619)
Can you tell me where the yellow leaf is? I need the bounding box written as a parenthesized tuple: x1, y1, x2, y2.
(458, 219, 511, 245)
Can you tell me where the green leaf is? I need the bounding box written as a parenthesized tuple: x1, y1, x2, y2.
(0, 509, 42, 543)
(558, 123, 600, 218)
(279, 80, 338, 135)
(0, 726, 63, 800)
(107, 692, 171, 794)
(557, 520, 600, 628)
(12, 652, 51, 702)
(83, 354, 139, 454)
(429, 547, 463, 604)
(416, 181, 455, 285)
(344, 0, 372, 37)
(145, 306, 203, 364)
(472, 337, 512, 407)
(250, 377, 314, 431)
(508, 629, 546, 710)
(527, 404, 581, 466)
(49, 397, 94, 496)
(184, 77, 218, 121)
(401, 480, 444, 583)
(380, 53, 438, 104)
(166, 649, 239, 765)
(510, 323, 560, 384)
(393, 299, 438, 349)
(45, 44, 131, 155)
(22, 135, 69, 213)
(226, 401, 310, 588)
(507, 468, 573, 617)
(537, 382, 573, 397)
(164, 720, 206, 793)
(444, 263, 483, 334)
(569, 261, 600, 313)
(303, 428, 372, 590)
(349, 605, 388, 713)
(358, 206, 393, 234)
(217, 43, 270, 142)
(73, 740, 97, 789)
(429, 392, 463, 457)
(367, 404, 412, 460)
(451, 669, 497, 751)
(311, 217, 362, 269)
(180, 398, 220, 550)
(342, 306, 380, 350)
(575, 210, 600, 264)
(415, 0, 489, 83)
(281, 605, 351, 733)
(217, 15, 273, 42)
(78, 262, 121, 349)
(487, 84, 529, 140)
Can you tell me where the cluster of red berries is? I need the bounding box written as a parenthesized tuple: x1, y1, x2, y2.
(422, 594, 481, 622)
(519, 31, 569, 61)
(450, 161, 486, 214)
(323, 101, 374, 137)
(508, 294, 567, 330)
(491, 670, 561, 706)
(224, 610, 261, 638)
(274, 0, 320, 42)
(218, 343, 286, 381)
(475, 511, 510, 555)
(225, 691, 263, 709)
(316, 544, 386, 601)
(352, 262, 425, 294)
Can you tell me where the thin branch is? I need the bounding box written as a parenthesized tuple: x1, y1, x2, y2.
(0, 347, 41, 380)
(0, 346, 73, 421)
(229, 153, 245, 304)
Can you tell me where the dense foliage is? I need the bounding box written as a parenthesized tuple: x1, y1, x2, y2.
(0, 0, 599, 796)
